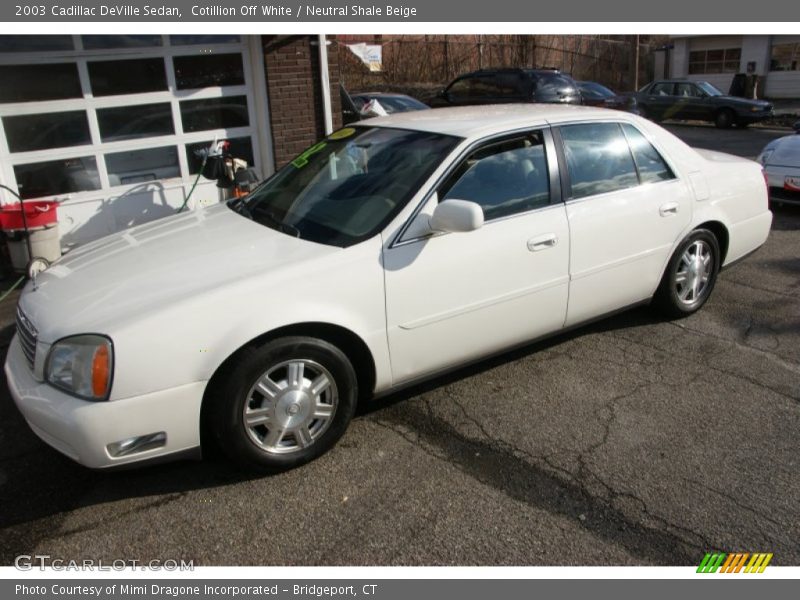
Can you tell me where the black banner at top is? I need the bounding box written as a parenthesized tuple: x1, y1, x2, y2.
(0, 0, 795, 22)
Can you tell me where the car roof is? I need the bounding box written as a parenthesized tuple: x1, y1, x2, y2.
(361, 104, 629, 138)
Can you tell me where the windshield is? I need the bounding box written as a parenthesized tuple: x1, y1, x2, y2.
(696, 81, 723, 96)
(234, 126, 460, 247)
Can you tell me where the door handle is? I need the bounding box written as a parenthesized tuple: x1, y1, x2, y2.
(659, 202, 679, 217)
(527, 233, 558, 252)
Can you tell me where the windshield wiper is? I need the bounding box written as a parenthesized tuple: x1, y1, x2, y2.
(259, 210, 300, 238)
(228, 197, 253, 219)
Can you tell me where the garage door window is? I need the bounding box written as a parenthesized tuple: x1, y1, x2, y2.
(3, 111, 91, 153)
(0, 63, 82, 103)
(174, 53, 245, 89)
(88, 58, 168, 96)
(97, 103, 175, 142)
(14, 157, 100, 200)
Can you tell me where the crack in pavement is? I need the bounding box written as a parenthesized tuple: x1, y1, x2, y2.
(372, 390, 707, 565)
(0, 491, 188, 564)
(666, 320, 800, 374)
(682, 477, 788, 534)
(719, 276, 800, 301)
(607, 330, 800, 405)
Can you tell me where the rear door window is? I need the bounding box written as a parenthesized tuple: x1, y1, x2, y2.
(559, 123, 639, 199)
(621, 124, 675, 184)
(650, 82, 675, 96)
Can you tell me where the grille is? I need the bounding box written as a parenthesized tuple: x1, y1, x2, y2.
(15, 307, 37, 370)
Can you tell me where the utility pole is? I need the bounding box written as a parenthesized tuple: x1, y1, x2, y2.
(632, 34, 640, 91)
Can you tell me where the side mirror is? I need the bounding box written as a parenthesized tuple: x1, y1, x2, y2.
(429, 199, 484, 233)
(793, 121, 800, 134)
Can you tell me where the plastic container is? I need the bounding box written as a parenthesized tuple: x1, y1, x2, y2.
(0, 200, 59, 231)
(6, 223, 61, 272)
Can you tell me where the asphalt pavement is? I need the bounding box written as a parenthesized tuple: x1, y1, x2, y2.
(0, 123, 797, 566)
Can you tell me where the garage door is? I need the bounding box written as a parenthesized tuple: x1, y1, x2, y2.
(0, 35, 265, 247)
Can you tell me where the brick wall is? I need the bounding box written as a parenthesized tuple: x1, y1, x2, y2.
(262, 35, 343, 170)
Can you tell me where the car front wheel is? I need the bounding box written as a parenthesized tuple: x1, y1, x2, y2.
(654, 229, 720, 318)
(210, 336, 358, 471)
(714, 108, 735, 129)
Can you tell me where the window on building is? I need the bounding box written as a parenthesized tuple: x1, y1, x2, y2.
(770, 42, 800, 71)
(13, 157, 101, 200)
(88, 58, 168, 96)
(0, 63, 82, 103)
(97, 103, 175, 143)
(3, 111, 91, 153)
(0, 35, 74, 52)
(81, 35, 163, 49)
(688, 48, 741, 74)
(173, 53, 245, 89)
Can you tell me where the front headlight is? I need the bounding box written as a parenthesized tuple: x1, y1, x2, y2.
(45, 335, 113, 401)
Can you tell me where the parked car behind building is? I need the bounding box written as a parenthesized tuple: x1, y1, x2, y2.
(430, 68, 581, 107)
(577, 81, 638, 114)
(633, 79, 773, 128)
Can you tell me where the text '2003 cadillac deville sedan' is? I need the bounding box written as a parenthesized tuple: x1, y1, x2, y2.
(6, 105, 772, 471)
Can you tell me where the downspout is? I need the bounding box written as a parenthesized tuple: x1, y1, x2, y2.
(318, 34, 334, 135)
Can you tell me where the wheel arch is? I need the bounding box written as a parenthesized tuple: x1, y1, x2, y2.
(695, 219, 730, 265)
(199, 322, 377, 453)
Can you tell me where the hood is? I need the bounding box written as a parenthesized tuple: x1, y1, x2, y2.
(718, 95, 772, 108)
(19, 203, 339, 342)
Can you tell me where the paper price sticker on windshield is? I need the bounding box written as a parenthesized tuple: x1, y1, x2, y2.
(328, 128, 356, 140)
(785, 176, 800, 192)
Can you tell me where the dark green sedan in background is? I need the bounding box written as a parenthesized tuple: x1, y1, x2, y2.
(633, 79, 773, 128)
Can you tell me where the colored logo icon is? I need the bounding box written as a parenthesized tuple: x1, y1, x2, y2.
(697, 552, 773, 573)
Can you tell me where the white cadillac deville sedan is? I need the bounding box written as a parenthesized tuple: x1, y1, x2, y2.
(6, 105, 772, 471)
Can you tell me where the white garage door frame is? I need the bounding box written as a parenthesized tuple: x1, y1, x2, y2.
(0, 35, 272, 247)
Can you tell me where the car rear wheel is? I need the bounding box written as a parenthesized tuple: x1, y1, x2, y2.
(714, 108, 735, 129)
(654, 229, 720, 318)
(210, 336, 358, 471)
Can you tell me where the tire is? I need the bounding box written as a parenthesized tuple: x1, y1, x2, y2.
(208, 336, 358, 472)
(654, 229, 720, 318)
(714, 108, 735, 129)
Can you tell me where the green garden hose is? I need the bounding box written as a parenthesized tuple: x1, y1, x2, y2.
(0, 275, 25, 303)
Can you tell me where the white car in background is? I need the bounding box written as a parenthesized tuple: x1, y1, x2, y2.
(758, 122, 800, 206)
(6, 105, 772, 472)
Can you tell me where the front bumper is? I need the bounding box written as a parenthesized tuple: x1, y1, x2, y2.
(737, 109, 773, 124)
(5, 336, 206, 469)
